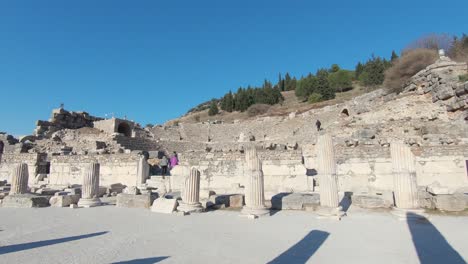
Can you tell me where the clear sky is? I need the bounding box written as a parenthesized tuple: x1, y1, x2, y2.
(1, 0, 466, 136)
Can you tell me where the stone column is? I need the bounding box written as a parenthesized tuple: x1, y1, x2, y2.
(177, 167, 203, 213)
(136, 154, 149, 186)
(315, 134, 344, 219)
(241, 146, 269, 217)
(78, 162, 102, 208)
(9, 163, 29, 195)
(390, 141, 424, 219)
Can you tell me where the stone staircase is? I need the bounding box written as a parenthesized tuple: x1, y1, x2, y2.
(113, 135, 163, 151)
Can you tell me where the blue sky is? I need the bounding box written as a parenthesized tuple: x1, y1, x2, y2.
(1, 0, 467, 135)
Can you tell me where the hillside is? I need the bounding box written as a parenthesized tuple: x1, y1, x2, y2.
(169, 83, 375, 125)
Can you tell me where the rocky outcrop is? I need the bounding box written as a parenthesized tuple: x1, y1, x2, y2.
(34, 108, 103, 138)
(403, 55, 467, 118)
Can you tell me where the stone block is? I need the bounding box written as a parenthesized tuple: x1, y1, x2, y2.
(64, 187, 81, 195)
(0, 192, 8, 199)
(151, 198, 178, 214)
(49, 194, 80, 207)
(352, 194, 393, 209)
(434, 84, 454, 100)
(434, 194, 467, 212)
(35, 188, 60, 195)
(124, 186, 140, 195)
(54, 191, 70, 196)
(200, 199, 215, 209)
(2, 194, 50, 208)
(271, 193, 320, 210)
(418, 189, 436, 209)
(199, 189, 216, 199)
(208, 195, 230, 207)
(229, 194, 244, 208)
(98, 186, 107, 197)
(107, 183, 125, 195)
(426, 182, 451, 195)
(116, 193, 154, 209)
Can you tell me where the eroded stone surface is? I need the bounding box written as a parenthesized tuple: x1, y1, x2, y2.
(116, 193, 154, 209)
(151, 198, 178, 214)
(271, 193, 320, 210)
(2, 194, 50, 208)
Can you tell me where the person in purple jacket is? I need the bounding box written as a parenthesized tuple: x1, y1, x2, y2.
(170, 151, 179, 168)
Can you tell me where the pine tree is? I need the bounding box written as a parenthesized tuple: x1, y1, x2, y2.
(330, 64, 340, 73)
(360, 55, 386, 87)
(355, 62, 364, 79)
(278, 73, 285, 91)
(316, 69, 334, 100)
(391, 50, 399, 61)
(208, 100, 219, 116)
(225, 91, 234, 112)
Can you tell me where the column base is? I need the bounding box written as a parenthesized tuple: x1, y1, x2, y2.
(316, 206, 346, 220)
(391, 208, 427, 221)
(177, 202, 204, 213)
(241, 206, 270, 218)
(77, 198, 102, 208)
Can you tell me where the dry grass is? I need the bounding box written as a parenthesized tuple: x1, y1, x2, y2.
(384, 49, 438, 94)
(247, 104, 270, 117)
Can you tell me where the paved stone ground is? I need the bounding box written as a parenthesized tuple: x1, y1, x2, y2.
(0, 206, 467, 264)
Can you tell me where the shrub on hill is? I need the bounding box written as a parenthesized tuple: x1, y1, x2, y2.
(384, 48, 438, 94)
(208, 100, 219, 116)
(247, 104, 270, 117)
(307, 93, 323, 104)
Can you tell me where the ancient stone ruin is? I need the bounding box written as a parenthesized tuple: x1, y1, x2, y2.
(0, 56, 467, 215)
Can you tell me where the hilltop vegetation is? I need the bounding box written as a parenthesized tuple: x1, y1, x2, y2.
(184, 33, 468, 120)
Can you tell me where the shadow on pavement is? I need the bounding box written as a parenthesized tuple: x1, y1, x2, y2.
(268, 230, 329, 264)
(407, 212, 466, 264)
(0, 231, 108, 255)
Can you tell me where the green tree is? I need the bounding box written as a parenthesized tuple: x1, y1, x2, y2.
(330, 64, 340, 73)
(208, 100, 219, 116)
(316, 69, 335, 100)
(360, 55, 387, 87)
(224, 91, 234, 112)
(355, 62, 364, 79)
(295, 74, 317, 101)
(278, 73, 285, 91)
(329, 70, 353, 93)
(308, 93, 323, 103)
(391, 50, 399, 61)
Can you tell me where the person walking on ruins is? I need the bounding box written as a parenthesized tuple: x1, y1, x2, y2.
(170, 152, 179, 168)
(160, 155, 169, 177)
(316, 119, 321, 131)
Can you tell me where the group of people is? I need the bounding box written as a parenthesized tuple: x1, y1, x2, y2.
(159, 151, 178, 177)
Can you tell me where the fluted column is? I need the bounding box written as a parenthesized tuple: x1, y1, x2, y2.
(136, 154, 149, 186)
(177, 167, 203, 213)
(241, 146, 269, 217)
(78, 162, 102, 207)
(316, 134, 344, 219)
(391, 142, 419, 209)
(9, 163, 29, 195)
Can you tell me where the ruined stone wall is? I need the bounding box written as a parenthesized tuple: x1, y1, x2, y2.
(0, 153, 46, 184)
(169, 150, 310, 195)
(35, 108, 103, 137)
(167, 143, 468, 196)
(48, 154, 139, 187)
(334, 145, 468, 193)
(0, 133, 20, 153)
